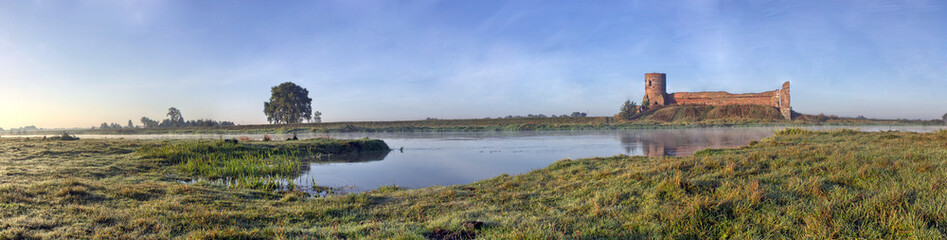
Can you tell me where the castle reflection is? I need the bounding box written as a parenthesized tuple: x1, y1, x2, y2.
(618, 129, 771, 157)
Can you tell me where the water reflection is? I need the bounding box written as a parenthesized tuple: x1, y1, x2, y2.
(28, 126, 943, 192)
(305, 150, 391, 163)
(616, 128, 776, 156)
(297, 126, 943, 192)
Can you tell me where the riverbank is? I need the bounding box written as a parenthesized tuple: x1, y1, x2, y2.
(10, 113, 944, 136)
(2, 129, 946, 238)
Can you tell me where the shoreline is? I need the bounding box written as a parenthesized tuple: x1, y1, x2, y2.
(5, 117, 943, 136)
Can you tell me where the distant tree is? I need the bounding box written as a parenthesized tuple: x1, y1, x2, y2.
(618, 100, 638, 120)
(167, 107, 184, 126)
(100, 122, 109, 129)
(263, 82, 312, 124)
(127, 120, 134, 128)
(313, 111, 322, 123)
(942, 112, 947, 124)
(109, 123, 122, 129)
(159, 119, 174, 128)
(570, 112, 587, 118)
(140, 117, 159, 128)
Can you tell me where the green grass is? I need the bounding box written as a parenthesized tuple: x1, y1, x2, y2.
(641, 105, 785, 122)
(133, 138, 389, 191)
(2, 129, 947, 238)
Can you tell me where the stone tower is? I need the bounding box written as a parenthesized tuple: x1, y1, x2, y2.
(643, 73, 667, 106)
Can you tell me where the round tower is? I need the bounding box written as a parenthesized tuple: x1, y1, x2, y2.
(644, 73, 667, 106)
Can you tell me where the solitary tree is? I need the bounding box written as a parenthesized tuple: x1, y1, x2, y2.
(641, 95, 650, 110)
(127, 120, 134, 128)
(313, 111, 322, 123)
(264, 82, 312, 124)
(618, 100, 638, 120)
(942, 112, 947, 124)
(167, 107, 184, 126)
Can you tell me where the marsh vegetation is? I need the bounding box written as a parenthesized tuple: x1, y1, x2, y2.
(2, 129, 947, 238)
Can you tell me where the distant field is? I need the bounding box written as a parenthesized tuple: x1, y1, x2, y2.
(13, 105, 943, 135)
(2, 129, 947, 238)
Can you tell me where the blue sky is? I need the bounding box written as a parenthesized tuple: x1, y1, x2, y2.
(1, 0, 945, 128)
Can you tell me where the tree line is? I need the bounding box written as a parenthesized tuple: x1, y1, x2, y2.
(486, 112, 589, 119)
(95, 107, 235, 129)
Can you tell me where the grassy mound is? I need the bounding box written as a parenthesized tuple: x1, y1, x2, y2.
(136, 138, 389, 188)
(640, 104, 784, 122)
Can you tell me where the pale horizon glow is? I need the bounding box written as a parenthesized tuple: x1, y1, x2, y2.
(1, 1, 946, 129)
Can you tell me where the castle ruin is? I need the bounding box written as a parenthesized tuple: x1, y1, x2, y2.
(642, 73, 792, 120)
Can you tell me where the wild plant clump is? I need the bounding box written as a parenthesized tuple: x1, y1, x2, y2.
(135, 138, 389, 190)
(48, 132, 80, 141)
(774, 128, 815, 136)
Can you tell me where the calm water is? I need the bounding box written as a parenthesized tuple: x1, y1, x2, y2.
(288, 126, 943, 192)
(7, 125, 945, 192)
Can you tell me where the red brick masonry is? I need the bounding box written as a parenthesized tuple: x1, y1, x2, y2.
(669, 91, 778, 106)
(643, 73, 791, 120)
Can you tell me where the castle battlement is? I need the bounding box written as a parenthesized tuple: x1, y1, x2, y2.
(642, 73, 791, 120)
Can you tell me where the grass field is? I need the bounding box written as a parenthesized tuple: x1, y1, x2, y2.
(2, 129, 947, 239)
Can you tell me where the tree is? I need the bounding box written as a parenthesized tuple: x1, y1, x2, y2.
(313, 111, 322, 123)
(100, 122, 109, 129)
(109, 123, 122, 129)
(140, 117, 159, 128)
(263, 82, 312, 124)
(618, 100, 638, 120)
(942, 112, 947, 124)
(127, 120, 134, 128)
(167, 107, 184, 126)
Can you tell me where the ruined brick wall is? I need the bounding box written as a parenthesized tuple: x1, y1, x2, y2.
(779, 81, 791, 119)
(668, 91, 779, 107)
(642, 73, 792, 120)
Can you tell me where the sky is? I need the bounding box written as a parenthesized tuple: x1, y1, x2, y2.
(1, 0, 946, 129)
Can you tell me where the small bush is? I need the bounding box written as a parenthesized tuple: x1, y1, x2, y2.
(49, 132, 79, 141)
(774, 128, 815, 136)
